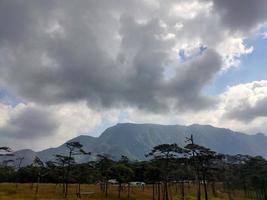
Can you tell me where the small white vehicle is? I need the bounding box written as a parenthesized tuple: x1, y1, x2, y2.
(108, 179, 118, 184)
(129, 182, 146, 187)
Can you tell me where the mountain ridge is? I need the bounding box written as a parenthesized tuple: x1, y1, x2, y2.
(3, 123, 267, 166)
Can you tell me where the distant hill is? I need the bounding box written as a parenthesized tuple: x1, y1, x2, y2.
(3, 123, 267, 166)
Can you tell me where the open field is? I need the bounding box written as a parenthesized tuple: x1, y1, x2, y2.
(0, 183, 248, 200)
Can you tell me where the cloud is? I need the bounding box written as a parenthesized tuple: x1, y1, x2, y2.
(217, 37, 253, 68)
(0, 101, 101, 150)
(123, 80, 267, 135)
(0, 0, 260, 113)
(211, 0, 267, 32)
(166, 49, 221, 110)
(0, 106, 58, 139)
(0, 0, 267, 150)
(221, 81, 267, 122)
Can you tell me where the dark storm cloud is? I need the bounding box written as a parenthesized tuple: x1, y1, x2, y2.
(167, 49, 221, 111)
(211, 0, 267, 32)
(0, 0, 265, 116)
(0, 0, 223, 113)
(0, 107, 58, 139)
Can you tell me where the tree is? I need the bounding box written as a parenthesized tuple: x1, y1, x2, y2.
(44, 161, 61, 183)
(32, 156, 44, 194)
(96, 154, 114, 197)
(236, 156, 267, 200)
(185, 141, 223, 200)
(146, 144, 186, 200)
(61, 141, 90, 198)
(119, 155, 130, 165)
(0, 147, 14, 183)
(0, 147, 12, 155)
(145, 165, 161, 200)
(110, 163, 134, 198)
(0, 147, 13, 166)
(15, 157, 24, 189)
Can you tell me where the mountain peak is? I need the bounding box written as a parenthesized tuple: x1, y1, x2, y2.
(7, 123, 267, 166)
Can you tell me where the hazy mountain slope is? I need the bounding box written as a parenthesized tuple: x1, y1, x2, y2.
(37, 135, 97, 162)
(92, 123, 267, 160)
(94, 123, 189, 159)
(0, 149, 37, 167)
(6, 123, 267, 166)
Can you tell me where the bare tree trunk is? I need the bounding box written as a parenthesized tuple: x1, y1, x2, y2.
(75, 183, 81, 198)
(100, 182, 103, 192)
(118, 183, 121, 199)
(128, 183, 130, 199)
(181, 181, 185, 200)
(35, 173, 40, 195)
(158, 183, 161, 200)
(211, 182, 217, 197)
(197, 180, 201, 200)
(203, 180, 208, 200)
(161, 183, 166, 200)
(164, 181, 169, 200)
(62, 183, 65, 195)
(15, 158, 24, 191)
(187, 181, 190, 191)
(64, 173, 69, 197)
(105, 182, 108, 197)
(65, 151, 72, 198)
(170, 183, 174, 200)
(226, 182, 233, 200)
(153, 183, 155, 200)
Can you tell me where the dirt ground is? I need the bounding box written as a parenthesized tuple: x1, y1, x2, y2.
(0, 183, 248, 200)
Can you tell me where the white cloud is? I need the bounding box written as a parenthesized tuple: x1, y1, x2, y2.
(0, 101, 101, 150)
(0, 0, 267, 150)
(169, 1, 212, 19)
(51, 101, 102, 141)
(217, 36, 254, 68)
(123, 80, 267, 134)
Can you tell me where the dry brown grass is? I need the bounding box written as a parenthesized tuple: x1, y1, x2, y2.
(0, 183, 248, 200)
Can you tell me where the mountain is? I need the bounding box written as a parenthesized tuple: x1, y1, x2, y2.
(3, 123, 267, 166)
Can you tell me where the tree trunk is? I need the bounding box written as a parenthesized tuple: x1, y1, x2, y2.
(62, 183, 64, 194)
(158, 183, 161, 200)
(226, 182, 233, 200)
(105, 182, 108, 197)
(203, 180, 208, 200)
(78, 183, 81, 197)
(128, 183, 130, 199)
(164, 181, 169, 200)
(65, 151, 72, 198)
(197, 180, 201, 200)
(118, 183, 121, 199)
(153, 183, 155, 200)
(211, 182, 217, 197)
(162, 183, 165, 200)
(35, 173, 40, 195)
(65, 183, 68, 197)
(181, 181, 185, 200)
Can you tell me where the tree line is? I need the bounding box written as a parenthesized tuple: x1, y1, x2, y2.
(1, 136, 267, 200)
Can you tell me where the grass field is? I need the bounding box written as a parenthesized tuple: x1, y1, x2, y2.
(0, 183, 248, 200)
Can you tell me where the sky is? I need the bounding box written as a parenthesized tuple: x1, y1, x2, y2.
(1, 0, 267, 151)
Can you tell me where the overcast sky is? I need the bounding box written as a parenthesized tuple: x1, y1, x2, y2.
(1, 0, 267, 151)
